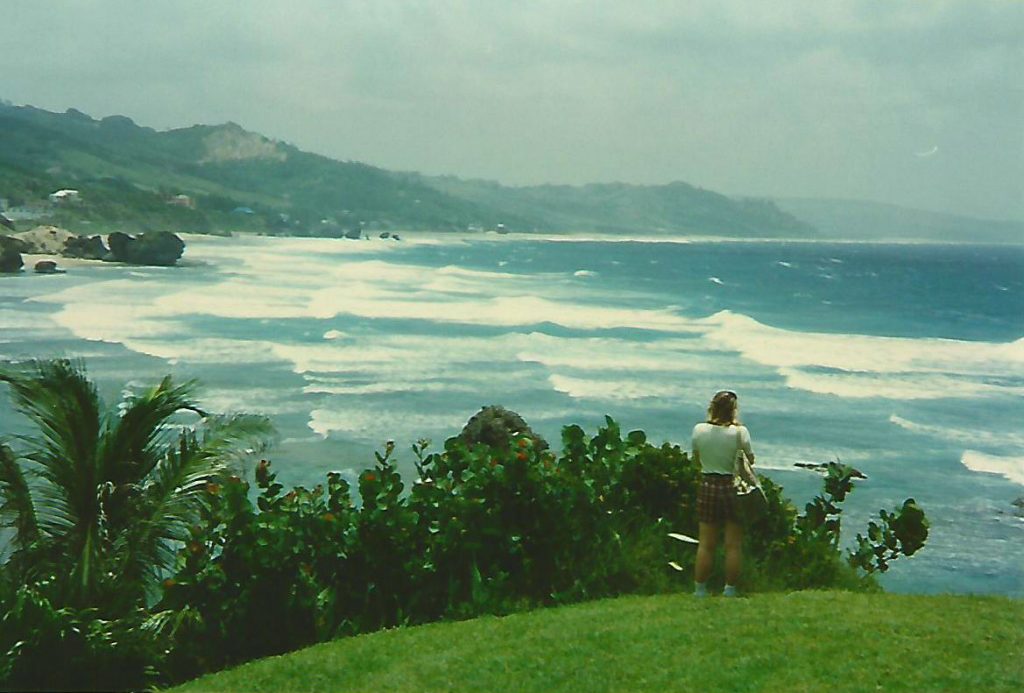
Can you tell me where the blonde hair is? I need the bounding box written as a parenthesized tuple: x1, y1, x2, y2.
(707, 390, 739, 426)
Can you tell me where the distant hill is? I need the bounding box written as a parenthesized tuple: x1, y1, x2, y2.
(418, 175, 814, 237)
(0, 102, 813, 238)
(775, 197, 1023, 244)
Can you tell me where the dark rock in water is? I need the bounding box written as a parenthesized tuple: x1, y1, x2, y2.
(391, 234, 401, 241)
(460, 405, 549, 453)
(379, 232, 391, 239)
(343, 228, 362, 240)
(0, 236, 24, 273)
(1012, 497, 1024, 517)
(34, 260, 59, 274)
(0, 233, 30, 254)
(794, 461, 867, 479)
(107, 231, 185, 266)
(62, 234, 108, 260)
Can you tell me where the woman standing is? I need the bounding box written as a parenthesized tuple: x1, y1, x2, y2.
(691, 390, 755, 597)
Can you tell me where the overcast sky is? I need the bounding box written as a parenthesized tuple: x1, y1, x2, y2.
(5, 1, 1023, 220)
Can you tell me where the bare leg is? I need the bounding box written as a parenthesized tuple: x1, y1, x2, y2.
(724, 520, 744, 585)
(695, 521, 719, 584)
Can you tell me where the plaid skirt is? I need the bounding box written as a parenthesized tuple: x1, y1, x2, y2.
(697, 474, 735, 524)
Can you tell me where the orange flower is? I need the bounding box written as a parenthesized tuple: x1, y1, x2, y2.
(205, 482, 221, 496)
(162, 578, 176, 590)
(516, 451, 527, 462)
(518, 438, 530, 448)
(322, 513, 336, 522)
(365, 472, 377, 483)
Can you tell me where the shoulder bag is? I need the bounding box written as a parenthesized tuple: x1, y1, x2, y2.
(732, 427, 767, 522)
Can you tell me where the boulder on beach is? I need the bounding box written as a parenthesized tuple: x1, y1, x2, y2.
(14, 226, 76, 254)
(0, 236, 24, 273)
(459, 405, 549, 453)
(107, 230, 185, 266)
(34, 260, 60, 274)
(62, 234, 108, 260)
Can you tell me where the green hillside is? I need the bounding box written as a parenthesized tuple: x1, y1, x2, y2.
(169, 591, 1022, 693)
(0, 102, 813, 237)
(422, 175, 815, 237)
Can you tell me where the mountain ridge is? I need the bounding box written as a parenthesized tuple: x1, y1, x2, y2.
(0, 102, 812, 238)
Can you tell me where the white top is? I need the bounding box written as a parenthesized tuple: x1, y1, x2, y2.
(691, 423, 754, 475)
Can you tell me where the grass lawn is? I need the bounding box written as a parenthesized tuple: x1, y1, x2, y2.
(168, 591, 1023, 693)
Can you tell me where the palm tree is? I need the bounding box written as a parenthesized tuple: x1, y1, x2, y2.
(0, 359, 272, 614)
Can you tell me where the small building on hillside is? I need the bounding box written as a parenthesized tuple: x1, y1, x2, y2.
(48, 189, 81, 204)
(167, 194, 195, 209)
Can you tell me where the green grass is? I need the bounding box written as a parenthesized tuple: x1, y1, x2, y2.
(168, 591, 1023, 693)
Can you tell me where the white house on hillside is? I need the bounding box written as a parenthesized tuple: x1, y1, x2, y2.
(48, 189, 81, 204)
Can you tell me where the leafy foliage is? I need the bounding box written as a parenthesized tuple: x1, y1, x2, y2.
(849, 499, 929, 573)
(157, 418, 928, 682)
(0, 360, 272, 689)
(0, 362, 930, 688)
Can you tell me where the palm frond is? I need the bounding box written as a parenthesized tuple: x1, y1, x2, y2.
(99, 375, 203, 486)
(0, 442, 39, 576)
(0, 360, 102, 538)
(115, 414, 274, 602)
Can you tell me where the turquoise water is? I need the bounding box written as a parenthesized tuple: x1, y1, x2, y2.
(1, 233, 1022, 596)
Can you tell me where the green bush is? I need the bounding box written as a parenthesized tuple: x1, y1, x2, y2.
(0, 579, 164, 692)
(1, 364, 931, 687)
(156, 418, 928, 683)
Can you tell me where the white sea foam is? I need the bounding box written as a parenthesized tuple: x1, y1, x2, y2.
(778, 368, 1024, 400)
(308, 407, 469, 440)
(961, 451, 1024, 486)
(699, 310, 1024, 400)
(119, 337, 282, 366)
(889, 415, 1024, 448)
(515, 333, 708, 372)
(708, 277, 724, 285)
(548, 373, 687, 401)
(574, 270, 598, 277)
(199, 387, 308, 416)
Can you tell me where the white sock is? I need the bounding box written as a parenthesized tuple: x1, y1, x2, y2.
(723, 584, 738, 597)
(694, 581, 708, 597)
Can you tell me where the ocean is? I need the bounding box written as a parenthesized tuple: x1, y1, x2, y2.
(1, 233, 1022, 596)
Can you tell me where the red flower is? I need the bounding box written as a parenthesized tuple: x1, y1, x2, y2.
(365, 472, 377, 483)
(518, 438, 530, 448)
(322, 513, 336, 522)
(516, 451, 527, 462)
(256, 459, 271, 485)
(205, 482, 221, 496)
(162, 578, 176, 590)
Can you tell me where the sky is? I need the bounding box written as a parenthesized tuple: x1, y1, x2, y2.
(4, 0, 1023, 221)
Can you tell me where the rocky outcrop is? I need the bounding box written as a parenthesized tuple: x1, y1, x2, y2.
(459, 405, 549, 453)
(34, 260, 60, 274)
(0, 236, 24, 273)
(62, 234, 108, 260)
(14, 226, 76, 254)
(107, 231, 185, 266)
